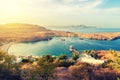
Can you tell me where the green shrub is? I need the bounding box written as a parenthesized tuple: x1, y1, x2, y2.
(42, 55, 54, 63)
(34, 56, 56, 80)
(55, 60, 74, 67)
(72, 52, 79, 61)
(21, 59, 29, 63)
(58, 54, 68, 60)
(0, 50, 22, 80)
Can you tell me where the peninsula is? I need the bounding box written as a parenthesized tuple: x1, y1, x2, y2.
(0, 23, 120, 45)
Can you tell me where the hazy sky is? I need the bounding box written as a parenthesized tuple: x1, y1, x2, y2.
(0, 0, 120, 27)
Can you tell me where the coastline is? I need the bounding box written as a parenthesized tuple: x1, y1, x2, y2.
(0, 42, 15, 53)
(0, 32, 120, 54)
(75, 32, 120, 40)
(47, 31, 120, 41)
(0, 26, 120, 54)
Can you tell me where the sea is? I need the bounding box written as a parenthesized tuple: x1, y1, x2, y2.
(8, 27, 120, 56)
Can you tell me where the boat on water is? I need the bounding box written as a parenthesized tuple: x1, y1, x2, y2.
(79, 37, 84, 40)
(69, 46, 74, 51)
(61, 38, 66, 41)
(69, 46, 80, 54)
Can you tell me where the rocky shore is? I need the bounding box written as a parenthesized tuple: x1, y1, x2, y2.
(0, 31, 120, 53)
(52, 31, 120, 40)
(1, 31, 120, 43)
(0, 23, 120, 49)
(78, 32, 120, 40)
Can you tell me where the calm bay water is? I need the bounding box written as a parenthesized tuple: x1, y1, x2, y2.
(8, 37, 120, 56)
(8, 28, 120, 56)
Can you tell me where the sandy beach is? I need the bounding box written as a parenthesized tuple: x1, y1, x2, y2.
(0, 42, 15, 53)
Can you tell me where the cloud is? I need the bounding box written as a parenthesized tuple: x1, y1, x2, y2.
(0, 0, 120, 27)
(1, 0, 119, 15)
(24, 0, 104, 16)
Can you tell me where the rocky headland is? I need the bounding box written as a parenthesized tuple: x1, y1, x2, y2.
(0, 23, 120, 45)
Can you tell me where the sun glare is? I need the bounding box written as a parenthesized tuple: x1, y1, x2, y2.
(2, 2, 21, 17)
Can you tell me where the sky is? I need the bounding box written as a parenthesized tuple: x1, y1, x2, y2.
(0, 0, 120, 27)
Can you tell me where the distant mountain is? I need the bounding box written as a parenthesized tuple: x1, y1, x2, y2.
(48, 25, 97, 30)
(61, 25, 97, 28)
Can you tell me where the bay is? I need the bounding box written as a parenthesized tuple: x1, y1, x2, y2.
(8, 37, 120, 56)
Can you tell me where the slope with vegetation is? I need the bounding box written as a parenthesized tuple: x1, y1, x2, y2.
(0, 49, 120, 80)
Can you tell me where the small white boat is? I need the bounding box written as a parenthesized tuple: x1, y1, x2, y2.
(69, 46, 74, 51)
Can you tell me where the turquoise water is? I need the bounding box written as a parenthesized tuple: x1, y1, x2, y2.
(8, 37, 120, 56)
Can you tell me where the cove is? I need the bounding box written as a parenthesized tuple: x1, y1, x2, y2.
(8, 37, 120, 57)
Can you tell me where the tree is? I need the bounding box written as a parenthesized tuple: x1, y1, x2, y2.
(84, 50, 99, 59)
(0, 50, 6, 61)
(58, 54, 68, 60)
(32, 55, 56, 80)
(55, 60, 74, 67)
(0, 50, 22, 80)
(42, 55, 54, 63)
(72, 52, 79, 61)
(90, 50, 99, 59)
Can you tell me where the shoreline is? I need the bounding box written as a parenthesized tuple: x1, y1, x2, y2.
(0, 35, 120, 54)
(0, 42, 15, 53)
(0, 23, 120, 44)
(50, 31, 120, 41)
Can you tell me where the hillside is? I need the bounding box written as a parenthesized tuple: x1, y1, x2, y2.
(0, 23, 120, 45)
(0, 23, 51, 43)
(0, 23, 48, 32)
